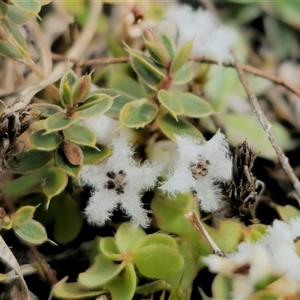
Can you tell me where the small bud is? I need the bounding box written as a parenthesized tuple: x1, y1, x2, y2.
(59, 69, 78, 108)
(72, 73, 92, 105)
(143, 29, 159, 42)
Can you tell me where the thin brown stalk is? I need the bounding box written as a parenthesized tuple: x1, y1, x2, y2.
(199, 0, 300, 198)
(51, 54, 300, 99)
(185, 210, 226, 257)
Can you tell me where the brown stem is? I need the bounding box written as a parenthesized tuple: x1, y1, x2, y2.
(199, 0, 300, 198)
(51, 54, 300, 99)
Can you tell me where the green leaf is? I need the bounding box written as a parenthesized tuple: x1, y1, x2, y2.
(157, 90, 183, 120)
(11, 0, 41, 14)
(145, 40, 170, 67)
(29, 103, 64, 118)
(73, 94, 113, 119)
(104, 264, 136, 300)
(172, 64, 194, 85)
(78, 254, 125, 288)
(42, 166, 68, 201)
(0, 1, 8, 17)
(170, 40, 193, 74)
(115, 222, 146, 253)
(133, 233, 178, 252)
(71, 73, 92, 104)
(129, 49, 166, 88)
(175, 92, 214, 118)
(206, 220, 242, 253)
(159, 33, 176, 61)
(219, 114, 294, 160)
(80, 144, 111, 165)
(100, 237, 122, 261)
(109, 73, 145, 99)
(53, 282, 105, 299)
(212, 275, 232, 300)
(12, 206, 36, 226)
(55, 148, 81, 178)
(8, 150, 52, 173)
(59, 69, 78, 108)
(13, 219, 48, 244)
(275, 205, 300, 222)
(63, 125, 96, 147)
(2, 167, 47, 197)
(136, 280, 168, 294)
(120, 98, 158, 128)
(31, 129, 62, 151)
(158, 113, 204, 142)
(0, 17, 30, 60)
(0, 39, 22, 59)
(133, 245, 184, 279)
(7, 5, 33, 25)
(52, 192, 84, 244)
(94, 88, 135, 118)
(44, 112, 73, 133)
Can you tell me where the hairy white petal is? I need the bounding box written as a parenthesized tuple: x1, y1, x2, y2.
(160, 5, 237, 63)
(193, 177, 223, 212)
(81, 135, 161, 227)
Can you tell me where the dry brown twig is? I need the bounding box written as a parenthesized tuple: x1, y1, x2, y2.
(199, 0, 300, 198)
(51, 54, 300, 99)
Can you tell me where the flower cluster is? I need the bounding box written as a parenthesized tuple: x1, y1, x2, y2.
(160, 5, 237, 63)
(203, 218, 300, 299)
(160, 130, 232, 212)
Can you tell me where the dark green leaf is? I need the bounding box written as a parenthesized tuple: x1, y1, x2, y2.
(157, 90, 183, 120)
(8, 150, 52, 173)
(29, 103, 64, 118)
(31, 129, 62, 151)
(80, 144, 111, 165)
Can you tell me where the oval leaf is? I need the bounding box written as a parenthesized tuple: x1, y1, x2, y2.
(129, 49, 166, 88)
(52, 192, 84, 245)
(43, 166, 68, 201)
(115, 222, 146, 253)
(53, 282, 105, 299)
(78, 254, 125, 288)
(44, 112, 73, 133)
(29, 103, 64, 118)
(120, 98, 158, 128)
(173, 64, 194, 85)
(133, 245, 184, 279)
(159, 33, 176, 61)
(175, 92, 214, 118)
(158, 113, 204, 141)
(100, 237, 122, 261)
(8, 150, 52, 173)
(133, 233, 178, 251)
(157, 90, 183, 120)
(80, 144, 111, 165)
(11, 0, 41, 14)
(12, 206, 36, 226)
(63, 125, 96, 147)
(104, 264, 136, 300)
(59, 69, 78, 108)
(13, 219, 48, 245)
(31, 129, 62, 151)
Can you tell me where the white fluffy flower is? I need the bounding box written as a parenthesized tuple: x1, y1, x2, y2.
(81, 133, 161, 227)
(160, 5, 237, 63)
(160, 130, 232, 212)
(204, 217, 300, 299)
